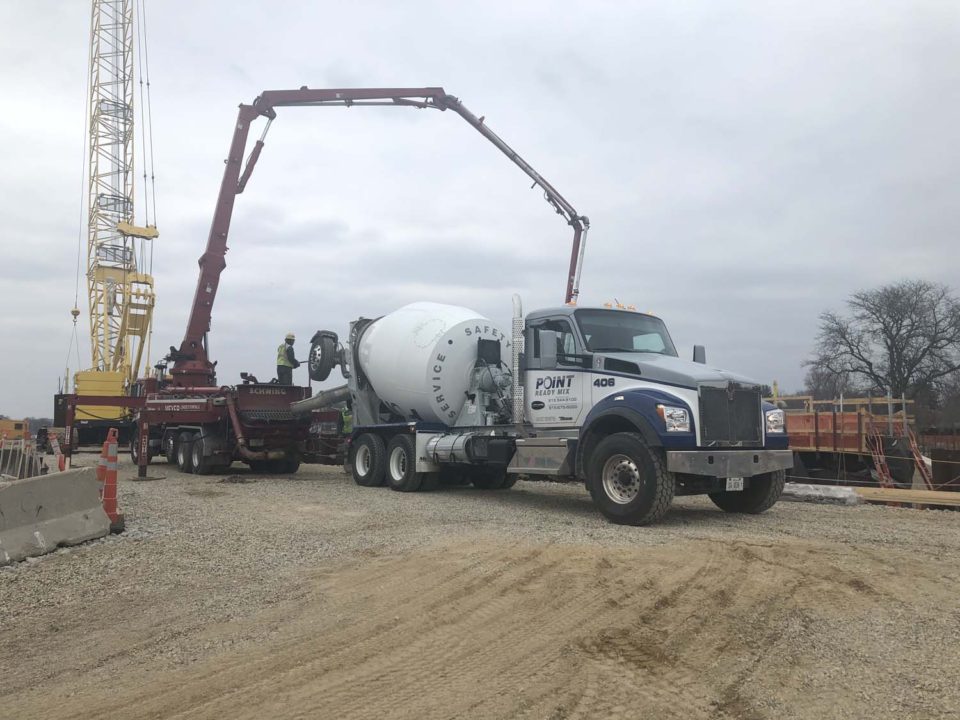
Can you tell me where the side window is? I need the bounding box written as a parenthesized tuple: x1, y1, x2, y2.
(529, 322, 544, 358)
(543, 319, 579, 365)
(529, 318, 580, 363)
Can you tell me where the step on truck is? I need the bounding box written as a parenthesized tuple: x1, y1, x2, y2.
(299, 300, 793, 526)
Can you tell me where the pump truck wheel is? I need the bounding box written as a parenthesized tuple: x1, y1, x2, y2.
(385, 434, 424, 492)
(709, 469, 786, 514)
(163, 433, 177, 464)
(191, 434, 213, 475)
(351, 433, 386, 487)
(587, 432, 674, 526)
(176, 431, 196, 474)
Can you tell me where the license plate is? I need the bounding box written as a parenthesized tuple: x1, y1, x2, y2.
(726, 477, 744, 491)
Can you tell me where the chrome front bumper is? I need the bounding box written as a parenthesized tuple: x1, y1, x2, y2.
(665, 449, 793, 478)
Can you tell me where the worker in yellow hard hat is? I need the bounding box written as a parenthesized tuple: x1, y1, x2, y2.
(276, 332, 301, 385)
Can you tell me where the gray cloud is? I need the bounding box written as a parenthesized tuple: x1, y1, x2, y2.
(1, 0, 959, 415)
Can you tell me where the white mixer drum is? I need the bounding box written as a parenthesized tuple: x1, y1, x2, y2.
(358, 302, 512, 426)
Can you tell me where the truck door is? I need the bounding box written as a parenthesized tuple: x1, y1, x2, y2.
(525, 318, 586, 428)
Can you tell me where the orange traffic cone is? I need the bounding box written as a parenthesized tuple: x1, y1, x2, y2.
(99, 428, 125, 532)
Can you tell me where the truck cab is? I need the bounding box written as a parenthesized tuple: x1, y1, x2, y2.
(516, 305, 792, 524)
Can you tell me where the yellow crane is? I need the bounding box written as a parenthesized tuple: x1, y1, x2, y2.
(69, 0, 158, 442)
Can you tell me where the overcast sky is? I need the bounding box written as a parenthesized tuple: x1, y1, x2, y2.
(1, 0, 958, 418)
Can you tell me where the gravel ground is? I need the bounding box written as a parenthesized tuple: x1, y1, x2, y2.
(1, 455, 959, 719)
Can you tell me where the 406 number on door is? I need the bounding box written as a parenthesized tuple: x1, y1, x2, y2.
(593, 378, 615, 387)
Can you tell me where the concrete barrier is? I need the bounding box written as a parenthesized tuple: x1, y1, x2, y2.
(0, 467, 110, 566)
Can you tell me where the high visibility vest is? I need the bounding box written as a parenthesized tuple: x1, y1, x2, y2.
(277, 343, 294, 367)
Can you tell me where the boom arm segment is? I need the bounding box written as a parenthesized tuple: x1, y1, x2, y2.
(170, 87, 589, 387)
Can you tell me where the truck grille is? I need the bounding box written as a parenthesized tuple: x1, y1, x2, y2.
(699, 384, 762, 447)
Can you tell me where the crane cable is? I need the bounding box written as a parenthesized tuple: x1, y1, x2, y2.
(135, 0, 157, 368)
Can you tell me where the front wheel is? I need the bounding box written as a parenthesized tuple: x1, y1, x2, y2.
(709, 470, 786, 514)
(587, 432, 674, 526)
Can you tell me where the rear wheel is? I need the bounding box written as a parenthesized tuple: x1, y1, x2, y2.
(351, 433, 386, 487)
(420, 472, 441, 491)
(439, 467, 472, 486)
(282, 456, 301, 474)
(248, 459, 289, 474)
(386, 434, 423, 492)
(176, 431, 195, 474)
(248, 459, 268, 474)
(709, 470, 786, 514)
(471, 466, 510, 490)
(191, 434, 213, 475)
(587, 432, 674, 526)
(163, 433, 177, 464)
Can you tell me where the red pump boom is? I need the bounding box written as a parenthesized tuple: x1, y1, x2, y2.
(169, 87, 589, 387)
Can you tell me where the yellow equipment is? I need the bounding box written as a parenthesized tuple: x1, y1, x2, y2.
(70, 0, 159, 431)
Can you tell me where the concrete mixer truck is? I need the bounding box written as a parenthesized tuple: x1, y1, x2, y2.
(295, 299, 792, 526)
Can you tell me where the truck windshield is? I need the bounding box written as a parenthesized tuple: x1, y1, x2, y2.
(574, 309, 678, 356)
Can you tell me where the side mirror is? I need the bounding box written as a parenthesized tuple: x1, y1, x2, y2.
(693, 345, 706, 364)
(539, 329, 558, 369)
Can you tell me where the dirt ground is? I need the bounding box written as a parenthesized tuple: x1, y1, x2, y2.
(2, 457, 959, 719)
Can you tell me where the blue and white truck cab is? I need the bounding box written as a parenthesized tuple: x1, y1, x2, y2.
(515, 304, 792, 523)
(303, 299, 792, 526)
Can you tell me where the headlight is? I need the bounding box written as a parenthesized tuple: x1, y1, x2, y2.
(765, 409, 785, 434)
(656, 404, 690, 432)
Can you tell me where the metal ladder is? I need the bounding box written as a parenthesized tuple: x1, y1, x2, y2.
(898, 425, 934, 490)
(866, 425, 895, 488)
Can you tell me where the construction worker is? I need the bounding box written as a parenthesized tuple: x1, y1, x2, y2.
(276, 332, 301, 385)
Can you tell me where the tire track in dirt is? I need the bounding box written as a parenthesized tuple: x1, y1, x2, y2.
(10, 536, 958, 720)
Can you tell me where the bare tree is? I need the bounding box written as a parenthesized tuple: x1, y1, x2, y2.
(802, 365, 861, 401)
(808, 280, 960, 399)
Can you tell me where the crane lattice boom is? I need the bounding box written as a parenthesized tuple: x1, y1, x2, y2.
(85, 0, 156, 386)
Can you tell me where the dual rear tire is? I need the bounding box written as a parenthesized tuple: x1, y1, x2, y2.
(350, 432, 427, 491)
(385, 434, 426, 492)
(350, 433, 387, 487)
(173, 430, 235, 475)
(176, 431, 195, 473)
(349, 432, 511, 493)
